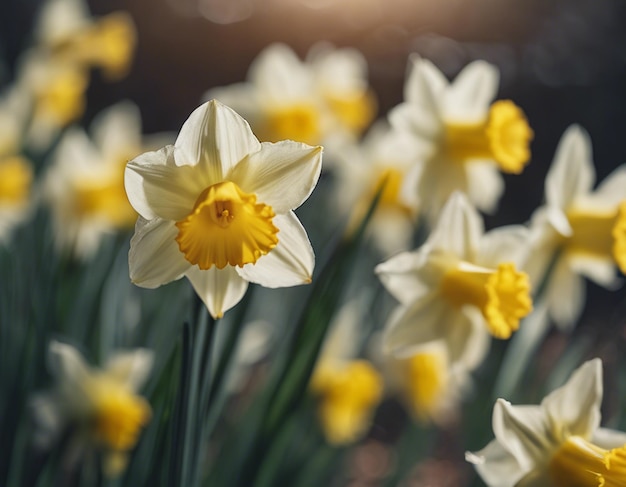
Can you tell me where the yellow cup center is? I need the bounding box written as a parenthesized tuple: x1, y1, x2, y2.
(404, 351, 448, 423)
(0, 156, 33, 206)
(439, 262, 532, 339)
(257, 103, 321, 145)
(90, 377, 151, 451)
(549, 436, 626, 487)
(35, 65, 87, 126)
(325, 89, 376, 136)
(175, 181, 279, 270)
(444, 100, 533, 174)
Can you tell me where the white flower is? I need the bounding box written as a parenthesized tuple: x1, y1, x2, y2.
(389, 57, 533, 222)
(32, 341, 153, 478)
(333, 121, 421, 256)
(466, 358, 626, 487)
(375, 192, 532, 364)
(125, 99, 322, 319)
(205, 43, 375, 153)
(525, 125, 626, 330)
(43, 101, 148, 258)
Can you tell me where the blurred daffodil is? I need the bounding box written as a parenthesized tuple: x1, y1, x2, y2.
(333, 122, 421, 256)
(467, 358, 626, 487)
(376, 192, 532, 362)
(310, 299, 383, 445)
(205, 43, 375, 153)
(389, 57, 533, 222)
(525, 125, 626, 330)
(32, 341, 153, 478)
(43, 102, 147, 258)
(125, 100, 322, 319)
(35, 0, 136, 79)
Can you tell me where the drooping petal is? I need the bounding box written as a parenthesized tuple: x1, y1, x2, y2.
(453, 307, 491, 370)
(542, 358, 603, 441)
(592, 427, 626, 449)
(185, 265, 249, 319)
(404, 56, 447, 109)
(569, 254, 620, 288)
(476, 224, 529, 269)
(375, 250, 430, 305)
(128, 217, 189, 288)
(444, 60, 499, 122)
(174, 100, 261, 182)
(48, 341, 90, 385)
(228, 141, 322, 213)
(383, 292, 448, 357)
(465, 162, 505, 214)
(92, 101, 141, 158)
(428, 192, 483, 261)
(105, 349, 154, 391)
(546, 125, 595, 210)
(545, 256, 585, 331)
(466, 439, 525, 487)
(492, 400, 552, 470)
(125, 145, 206, 221)
(237, 211, 314, 288)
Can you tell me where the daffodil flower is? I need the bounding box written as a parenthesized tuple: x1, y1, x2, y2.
(525, 125, 626, 330)
(389, 57, 533, 222)
(125, 100, 322, 319)
(43, 102, 149, 258)
(32, 341, 153, 478)
(205, 43, 375, 152)
(333, 122, 421, 256)
(376, 192, 532, 364)
(466, 358, 626, 487)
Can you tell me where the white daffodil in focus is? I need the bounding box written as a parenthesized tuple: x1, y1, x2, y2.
(375, 192, 532, 364)
(525, 125, 626, 330)
(310, 299, 383, 445)
(43, 102, 146, 258)
(333, 122, 421, 256)
(389, 57, 533, 222)
(467, 358, 626, 487)
(32, 341, 153, 478)
(205, 43, 375, 151)
(125, 100, 322, 319)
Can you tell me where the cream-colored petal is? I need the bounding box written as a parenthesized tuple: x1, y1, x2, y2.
(569, 254, 620, 288)
(546, 125, 595, 210)
(492, 400, 552, 470)
(383, 292, 447, 357)
(404, 55, 447, 109)
(237, 211, 314, 288)
(453, 307, 491, 370)
(375, 250, 431, 305)
(92, 101, 141, 159)
(128, 217, 189, 288)
(542, 358, 602, 441)
(125, 145, 206, 221)
(388, 102, 442, 143)
(48, 340, 90, 384)
(105, 349, 154, 391)
(228, 141, 322, 213)
(592, 164, 626, 206)
(185, 265, 249, 319)
(592, 427, 626, 449)
(466, 439, 525, 487)
(545, 255, 585, 331)
(428, 192, 482, 261)
(476, 224, 529, 269)
(465, 162, 504, 214)
(444, 60, 499, 122)
(174, 100, 261, 182)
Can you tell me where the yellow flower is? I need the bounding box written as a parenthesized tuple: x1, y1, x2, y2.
(32, 341, 153, 478)
(389, 57, 533, 222)
(467, 359, 626, 487)
(376, 192, 532, 363)
(125, 100, 322, 318)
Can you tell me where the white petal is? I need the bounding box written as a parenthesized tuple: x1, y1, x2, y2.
(388, 102, 442, 142)
(237, 211, 314, 288)
(383, 293, 448, 357)
(428, 192, 483, 260)
(92, 101, 141, 158)
(105, 349, 154, 391)
(229, 141, 322, 213)
(125, 145, 206, 221)
(592, 165, 626, 206)
(128, 217, 189, 288)
(546, 125, 595, 210)
(404, 55, 447, 109)
(185, 265, 249, 319)
(466, 439, 525, 487)
(465, 162, 505, 214)
(48, 341, 89, 384)
(444, 60, 499, 122)
(569, 254, 620, 288)
(542, 358, 603, 441)
(592, 427, 626, 449)
(477, 224, 530, 268)
(546, 256, 585, 331)
(453, 307, 491, 370)
(375, 250, 430, 305)
(492, 400, 552, 470)
(174, 100, 261, 182)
